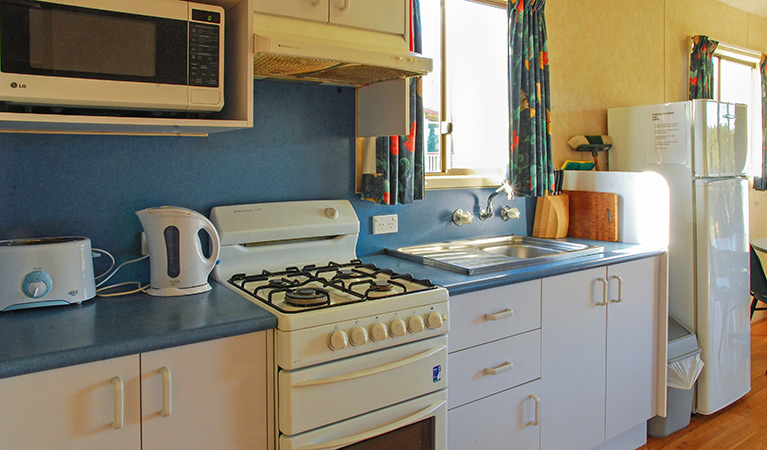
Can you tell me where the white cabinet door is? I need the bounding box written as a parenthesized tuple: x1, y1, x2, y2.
(0, 355, 141, 450)
(541, 266, 607, 450)
(141, 333, 268, 450)
(605, 258, 657, 441)
(329, 0, 406, 35)
(254, 0, 328, 22)
(448, 379, 541, 450)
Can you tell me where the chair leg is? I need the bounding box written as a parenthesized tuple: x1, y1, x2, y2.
(752, 296, 759, 319)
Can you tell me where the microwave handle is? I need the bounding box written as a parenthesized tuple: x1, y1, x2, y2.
(295, 400, 445, 450)
(291, 345, 445, 388)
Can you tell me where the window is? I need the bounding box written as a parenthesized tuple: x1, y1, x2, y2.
(712, 43, 763, 176)
(421, 0, 509, 189)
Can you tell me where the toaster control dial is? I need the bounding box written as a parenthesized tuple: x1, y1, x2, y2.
(22, 271, 52, 298)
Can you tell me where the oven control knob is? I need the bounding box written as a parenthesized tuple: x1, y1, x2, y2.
(328, 329, 349, 351)
(324, 207, 340, 220)
(370, 322, 388, 342)
(408, 315, 425, 333)
(350, 326, 369, 346)
(389, 318, 407, 337)
(426, 311, 444, 330)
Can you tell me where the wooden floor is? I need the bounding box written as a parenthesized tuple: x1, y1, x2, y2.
(641, 319, 767, 449)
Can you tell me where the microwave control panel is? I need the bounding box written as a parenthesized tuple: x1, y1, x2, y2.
(188, 9, 221, 88)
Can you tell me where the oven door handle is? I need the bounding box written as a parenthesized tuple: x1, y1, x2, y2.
(292, 345, 446, 388)
(295, 400, 446, 450)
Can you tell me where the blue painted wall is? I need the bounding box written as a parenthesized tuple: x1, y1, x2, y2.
(1, 80, 531, 280)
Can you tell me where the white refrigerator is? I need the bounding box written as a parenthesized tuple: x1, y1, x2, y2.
(608, 99, 751, 415)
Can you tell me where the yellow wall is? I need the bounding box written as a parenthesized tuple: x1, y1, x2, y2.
(546, 0, 767, 238)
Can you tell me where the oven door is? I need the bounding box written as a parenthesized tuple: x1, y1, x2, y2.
(279, 390, 446, 450)
(278, 335, 447, 436)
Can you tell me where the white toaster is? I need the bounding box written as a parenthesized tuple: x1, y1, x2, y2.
(0, 236, 97, 311)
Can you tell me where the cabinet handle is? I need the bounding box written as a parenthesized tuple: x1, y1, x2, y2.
(610, 275, 623, 303)
(484, 308, 513, 321)
(483, 361, 513, 375)
(340, 0, 351, 11)
(311, 0, 321, 6)
(595, 278, 608, 306)
(111, 376, 124, 430)
(527, 393, 541, 426)
(160, 367, 172, 418)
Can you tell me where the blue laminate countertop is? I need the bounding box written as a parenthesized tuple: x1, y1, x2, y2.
(362, 239, 665, 296)
(0, 282, 276, 380)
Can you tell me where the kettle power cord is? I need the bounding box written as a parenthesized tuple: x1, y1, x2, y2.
(92, 248, 149, 297)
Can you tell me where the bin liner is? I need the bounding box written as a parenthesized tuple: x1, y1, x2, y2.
(666, 349, 704, 390)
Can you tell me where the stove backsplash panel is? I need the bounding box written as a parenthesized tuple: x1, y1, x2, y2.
(1, 80, 532, 283)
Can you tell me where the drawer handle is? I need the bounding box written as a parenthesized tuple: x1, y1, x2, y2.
(484, 308, 513, 321)
(111, 376, 124, 430)
(340, 0, 351, 11)
(160, 367, 172, 418)
(483, 361, 513, 375)
(527, 393, 541, 426)
(312, 0, 321, 5)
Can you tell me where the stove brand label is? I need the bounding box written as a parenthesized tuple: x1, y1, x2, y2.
(432, 365, 442, 383)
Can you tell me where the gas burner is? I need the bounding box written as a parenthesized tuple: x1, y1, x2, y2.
(370, 280, 393, 291)
(269, 278, 299, 289)
(284, 287, 330, 307)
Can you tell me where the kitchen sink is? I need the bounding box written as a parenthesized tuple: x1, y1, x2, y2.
(386, 235, 604, 275)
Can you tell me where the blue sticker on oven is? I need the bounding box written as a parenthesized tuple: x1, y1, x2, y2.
(433, 365, 442, 383)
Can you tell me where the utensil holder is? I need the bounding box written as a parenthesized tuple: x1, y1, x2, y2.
(532, 195, 569, 239)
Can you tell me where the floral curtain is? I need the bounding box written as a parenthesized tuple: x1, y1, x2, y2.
(508, 0, 553, 198)
(689, 35, 719, 100)
(758, 54, 767, 191)
(360, 0, 425, 205)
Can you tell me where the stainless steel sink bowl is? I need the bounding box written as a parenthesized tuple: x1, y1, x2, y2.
(386, 235, 604, 275)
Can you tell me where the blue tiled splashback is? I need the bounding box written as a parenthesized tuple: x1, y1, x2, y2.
(0, 80, 531, 281)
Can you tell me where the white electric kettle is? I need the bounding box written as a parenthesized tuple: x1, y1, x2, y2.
(136, 206, 220, 297)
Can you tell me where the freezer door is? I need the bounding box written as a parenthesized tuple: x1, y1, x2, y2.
(694, 177, 750, 414)
(693, 100, 749, 177)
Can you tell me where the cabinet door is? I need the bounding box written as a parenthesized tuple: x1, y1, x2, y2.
(541, 267, 607, 450)
(329, 0, 406, 35)
(605, 257, 657, 441)
(448, 379, 541, 450)
(0, 356, 141, 450)
(141, 332, 268, 450)
(254, 0, 328, 22)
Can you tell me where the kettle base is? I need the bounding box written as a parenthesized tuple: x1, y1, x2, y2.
(147, 283, 212, 297)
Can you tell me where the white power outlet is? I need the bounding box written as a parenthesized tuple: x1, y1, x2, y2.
(372, 214, 398, 235)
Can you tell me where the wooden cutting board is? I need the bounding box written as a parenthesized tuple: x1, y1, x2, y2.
(563, 190, 619, 242)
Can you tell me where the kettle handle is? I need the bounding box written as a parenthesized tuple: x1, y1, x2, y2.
(198, 217, 221, 267)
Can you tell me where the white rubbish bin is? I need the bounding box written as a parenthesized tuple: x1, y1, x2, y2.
(647, 318, 704, 438)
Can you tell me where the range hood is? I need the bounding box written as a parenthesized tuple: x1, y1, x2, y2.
(253, 31, 432, 86)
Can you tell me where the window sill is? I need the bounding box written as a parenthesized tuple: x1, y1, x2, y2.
(425, 173, 506, 190)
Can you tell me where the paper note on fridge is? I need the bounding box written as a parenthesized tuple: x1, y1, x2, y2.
(647, 103, 689, 165)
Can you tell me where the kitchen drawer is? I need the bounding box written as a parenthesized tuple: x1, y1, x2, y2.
(447, 329, 540, 409)
(448, 379, 541, 450)
(449, 280, 541, 353)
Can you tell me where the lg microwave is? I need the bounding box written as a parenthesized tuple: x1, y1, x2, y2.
(0, 0, 224, 113)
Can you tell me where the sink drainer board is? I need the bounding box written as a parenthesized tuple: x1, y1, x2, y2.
(386, 235, 604, 276)
(564, 190, 619, 242)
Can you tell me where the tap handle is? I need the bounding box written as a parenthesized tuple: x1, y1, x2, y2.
(452, 209, 474, 226)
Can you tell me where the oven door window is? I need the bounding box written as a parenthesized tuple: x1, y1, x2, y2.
(340, 418, 435, 450)
(0, 1, 187, 85)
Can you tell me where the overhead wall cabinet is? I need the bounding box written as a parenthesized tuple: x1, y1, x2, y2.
(0, 0, 254, 136)
(0, 333, 268, 449)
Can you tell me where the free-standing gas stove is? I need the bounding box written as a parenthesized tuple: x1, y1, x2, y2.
(211, 200, 448, 450)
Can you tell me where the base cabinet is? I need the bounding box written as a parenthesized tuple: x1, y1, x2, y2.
(0, 332, 268, 450)
(448, 380, 541, 450)
(540, 257, 659, 450)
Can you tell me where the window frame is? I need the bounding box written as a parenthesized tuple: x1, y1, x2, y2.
(710, 41, 763, 178)
(424, 0, 509, 190)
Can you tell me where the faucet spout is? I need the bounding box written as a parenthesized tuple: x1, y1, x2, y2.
(479, 181, 513, 221)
